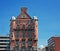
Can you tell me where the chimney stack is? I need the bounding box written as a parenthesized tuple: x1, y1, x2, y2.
(21, 7, 27, 13)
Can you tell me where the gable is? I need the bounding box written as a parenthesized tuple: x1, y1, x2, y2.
(16, 12, 32, 19)
(16, 7, 32, 19)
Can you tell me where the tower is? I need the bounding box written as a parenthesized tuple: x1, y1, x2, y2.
(10, 7, 38, 51)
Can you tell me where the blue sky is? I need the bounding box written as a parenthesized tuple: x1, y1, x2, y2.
(0, 0, 60, 47)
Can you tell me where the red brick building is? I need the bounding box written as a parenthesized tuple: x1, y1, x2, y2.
(48, 36, 60, 51)
(10, 7, 38, 51)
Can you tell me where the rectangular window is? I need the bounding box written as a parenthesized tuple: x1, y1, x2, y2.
(28, 40, 32, 45)
(22, 40, 25, 45)
(16, 20, 20, 24)
(28, 25, 31, 29)
(22, 30, 25, 38)
(28, 30, 32, 38)
(14, 46, 19, 51)
(28, 20, 32, 24)
(16, 40, 19, 45)
(21, 47, 26, 51)
(28, 46, 32, 51)
(16, 31, 19, 39)
(16, 25, 20, 29)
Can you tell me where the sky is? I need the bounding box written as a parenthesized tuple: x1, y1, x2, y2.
(0, 0, 60, 47)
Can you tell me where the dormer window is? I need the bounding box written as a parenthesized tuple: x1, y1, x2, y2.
(22, 15, 26, 18)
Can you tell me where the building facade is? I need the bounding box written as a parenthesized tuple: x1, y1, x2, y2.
(10, 7, 38, 51)
(48, 36, 60, 51)
(0, 35, 10, 51)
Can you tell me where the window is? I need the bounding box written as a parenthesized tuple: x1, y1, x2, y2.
(10, 34, 13, 39)
(28, 40, 32, 45)
(28, 34, 32, 38)
(28, 25, 34, 30)
(28, 25, 31, 29)
(22, 40, 25, 45)
(21, 47, 26, 51)
(22, 25, 25, 29)
(16, 40, 19, 45)
(22, 25, 25, 38)
(0, 43, 9, 45)
(22, 15, 26, 18)
(28, 46, 32, 51)
(16, 25, 20, 29)
(16, 20, 20, 25)
(28, 20, 31, 24)
(31, 26, 34, 29)
(14, 46, 19, 51)
(28, 30, 32, 38)
(16, 31, 19, 39)
(22, 30, 25, 38)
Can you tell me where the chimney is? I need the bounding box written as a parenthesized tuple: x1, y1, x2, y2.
(21, 7, 27, 13)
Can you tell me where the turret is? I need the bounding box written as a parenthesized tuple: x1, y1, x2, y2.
(11, 16, 16, 20)
(10, 16, 16, 40)
(33, 16, 38, 40)
(10, 16, 16, 29)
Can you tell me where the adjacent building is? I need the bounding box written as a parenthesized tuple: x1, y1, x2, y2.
(48, 36, 60, 51)
(45, 46, 48, 51)
(36, 46, 48, 51)
(37, 48, 40, 51)
(0, 35, 10, 51)
(10, 7, 38, 51)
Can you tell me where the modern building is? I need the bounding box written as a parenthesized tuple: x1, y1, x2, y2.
(37, 46, 48, 51)
(42, 46, 48, 51)
(48, 36, 60, 51)
(42, 48, 46, 51)
(39, 46, 48, 51)
(0, 35, 10, 51)
(10, 7, 38, 51)
(37, 48, 40, 51)
(45, 46, 48, 51)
